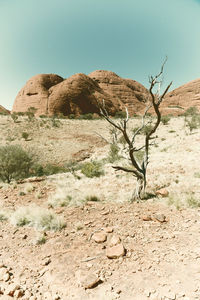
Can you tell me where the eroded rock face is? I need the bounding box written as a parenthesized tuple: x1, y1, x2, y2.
(89, 70, 148, 115)
(12, 74, 64, 116)
(12, 71, 149, 116)
(161, 79, 200, 115)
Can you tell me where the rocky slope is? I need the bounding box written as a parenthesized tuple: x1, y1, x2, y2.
(12, 71, 149, 116)
(161, 78, 200, 115)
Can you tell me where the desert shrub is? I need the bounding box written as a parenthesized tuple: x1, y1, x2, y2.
(141, 124, 154, 135)
(108, 143, 120, 163)
(9, 206, 66, 231)
(48, 195, 73, 208)
(161, 115, 171, 125)
(68, 114, 75, 119)
(0, 145, 33, 183)
(78, 113, 94, 120)
(184, 106, 199, 116)
(0, 210, 8, 221)
(185, 115, 200, 133)
(50, 116, 61, 127)
(194, 172, 200, 178)
(11, 112, 18, 123)
(22, 132, 29, 140)
(35, 233, 47, 245)
(85, 195, 100, 202)
(32, 163, 68, 177)
(81, 161, 104, 178)
(186, 195, 200, 208)
(39, 115, 48, 118)
(114, 111, 127, 119)
(26, 107, 37, 121)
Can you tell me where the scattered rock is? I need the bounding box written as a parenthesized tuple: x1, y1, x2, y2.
(92, 232, 107, 243)
(142, 214, 152, 221)
(106, 244, 125, 259)
(155, 188, 169, 197)
(81, 273, 102, 289)
(109, 235, 121, 247)
(152, 214, 167, 223)
(104, 227, 113, 233)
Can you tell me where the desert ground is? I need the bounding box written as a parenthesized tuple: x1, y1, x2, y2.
(0, 114, 200, 300)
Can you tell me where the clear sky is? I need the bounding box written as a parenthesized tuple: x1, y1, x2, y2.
(0, 0, 200, 110)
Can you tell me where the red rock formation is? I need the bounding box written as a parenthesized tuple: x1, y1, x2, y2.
(12, 71, 149, 116)
(88, 70, 148, 115)
(161, 79, 200, 115)
(12, 74, 63, 116)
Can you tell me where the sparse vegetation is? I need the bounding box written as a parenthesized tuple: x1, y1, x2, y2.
(108, 143, 121, 163)
(81, 161, 104, 178)
(0, 145, 33, 183)
(22, 132, 29, 140)
(11, 112, 19, 123)
(9, 206, 66, 231)
(161, 115, 171, 125)
(48, 195, 73, 208)
(85, 195, 100, 202)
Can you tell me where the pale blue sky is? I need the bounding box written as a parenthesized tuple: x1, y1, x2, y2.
(0, 0, 200, 110)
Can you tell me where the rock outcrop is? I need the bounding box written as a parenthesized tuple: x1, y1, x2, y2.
(12, 71, 149, 116)
(0, 105, 10, 114)
(161, 79, 200, 115)
(89, 70, 149, 114)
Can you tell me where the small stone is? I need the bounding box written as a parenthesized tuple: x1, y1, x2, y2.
(109, 235, 121, 247)
(152, 213, 167, 223)
(3, 272, 10, 282)
(155, 188, 169, 197)
(101, 210, 110, 215)
(42, 258, 51, 266)
(104, 227, 113, 233)
(142, 215, 152, 221)
(81, 273, 102, 289)
(92, 232, 107, 243)
(106, 243, 125, 259)
(14, 289, 24, 298)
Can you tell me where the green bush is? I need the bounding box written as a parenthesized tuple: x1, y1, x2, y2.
(85, 195, 100, 202)
(0, 145, 33, 183)
(108, 143, 120, 163)
(114, 111, 127, 119)
(32, 163, 68, 177)
(185, 115, 200, 133)
(184, 106, 199, 116)
(11, 113, 18, 123)
(161, 115, 171, 125)
(68, 114, 75, 119)
(78, 113, 94, 120)
(22, 132, 29, 140)
(81, 161, 104, 178)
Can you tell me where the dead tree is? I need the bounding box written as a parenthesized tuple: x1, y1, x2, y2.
(99, 58, 172, 201)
